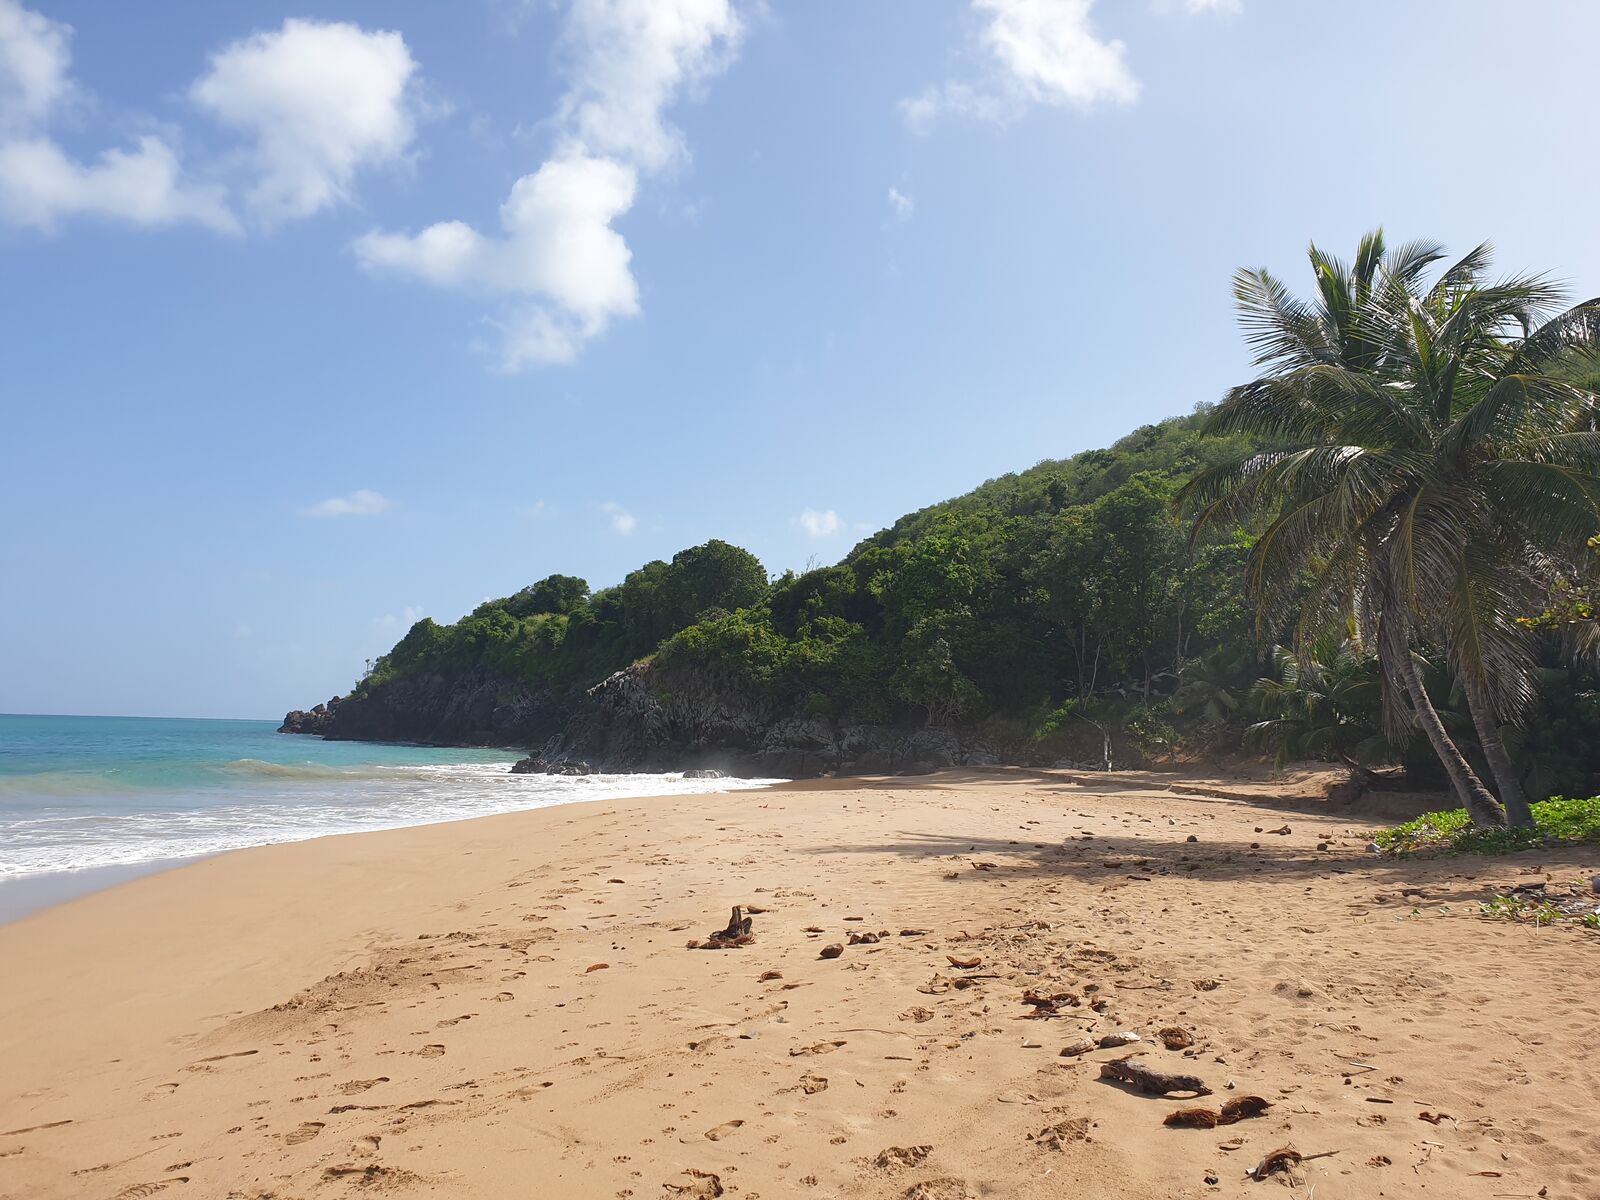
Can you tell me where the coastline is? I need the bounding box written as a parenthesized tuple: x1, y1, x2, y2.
(2, 767, 1596, 1199)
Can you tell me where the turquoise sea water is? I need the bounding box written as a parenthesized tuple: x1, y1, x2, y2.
(0, 714, 775, 884)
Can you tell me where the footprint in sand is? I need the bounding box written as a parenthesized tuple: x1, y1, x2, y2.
(283, 1121, 325, 1145)
(112, 1179, 190, 1199)
(662, 1169, 722, 1198)
(351, 1134, 381, 1157)
(703, 1120, 744, 1141)
(413, 1044, 446, 1058)
(336, 1077, 389, 1095)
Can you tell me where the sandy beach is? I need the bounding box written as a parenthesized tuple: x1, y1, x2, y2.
(2, 767, 1596, 1200)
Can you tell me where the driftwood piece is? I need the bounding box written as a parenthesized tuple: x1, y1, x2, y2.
(1099, 1056, 1212, 1097)
(688, 906, 755, 950)
(1022, 989, 1080, 1017)
(1164, 1096, 1271, 1128)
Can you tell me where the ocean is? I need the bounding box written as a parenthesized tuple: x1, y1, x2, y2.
(0, 714, 777, 917)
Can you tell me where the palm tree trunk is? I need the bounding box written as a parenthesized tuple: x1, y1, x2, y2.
(1398, 652, 1507, 828)
(1464, 676, 1534, 827)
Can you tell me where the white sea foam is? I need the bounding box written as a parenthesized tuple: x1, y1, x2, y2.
(0, 766, 781, 879)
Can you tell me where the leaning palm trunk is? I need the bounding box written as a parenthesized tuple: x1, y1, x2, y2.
(1463, 676, 1534, 827)
(1398, 652, 1506, 827)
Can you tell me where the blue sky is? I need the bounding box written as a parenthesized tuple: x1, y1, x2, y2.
(4, 0, 1599, 719)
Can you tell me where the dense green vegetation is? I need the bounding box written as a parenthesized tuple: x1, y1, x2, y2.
(356, 230, 1600, 816)
(1374, 796, 1600, 856)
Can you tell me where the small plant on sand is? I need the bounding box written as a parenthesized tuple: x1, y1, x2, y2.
(1374, 795, 1600, 855)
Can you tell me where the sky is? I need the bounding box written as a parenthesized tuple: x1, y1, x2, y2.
(3, 0, 1600, 720)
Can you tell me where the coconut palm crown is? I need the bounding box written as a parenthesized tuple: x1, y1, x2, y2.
(1177, 230, 1600, 827)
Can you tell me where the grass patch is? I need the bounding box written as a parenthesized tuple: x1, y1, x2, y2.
(1374, 796, 1600, 856)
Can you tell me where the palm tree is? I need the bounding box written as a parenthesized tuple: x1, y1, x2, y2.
(1245, 638, 1392, 773)
(1177, 231, 1600, 827)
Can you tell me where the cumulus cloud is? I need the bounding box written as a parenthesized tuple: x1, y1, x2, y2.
(0, 4, 420, 233)
(0, 135, 234, 232)
(902, 0, 1138, 132)
(355, 0, 743, 369)
(886, 186, 914, 221)
(358, 151, 639, 367)
(0, 0, 234, 232)
(0, 0, 71, 130)
(191, 18, 420, 225)
(796, 508, 842, 538)
(600, 501, 637, 535)
(298, 489, 391, 518)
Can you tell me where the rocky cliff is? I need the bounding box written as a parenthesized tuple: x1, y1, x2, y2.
(530, 661, 1014, 778)
(282, 661, 1028, 777)
(279, 669, 573, 749)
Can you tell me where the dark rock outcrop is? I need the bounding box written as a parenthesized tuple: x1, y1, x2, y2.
(284, 662, 1035, 779)
(279, 696, 343, 735)
(280, 669, 572, 749)
(535, 662, 1010, 779)
(510, 756, 596, 776)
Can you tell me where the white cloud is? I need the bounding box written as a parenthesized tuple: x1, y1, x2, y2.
(0, 134, 235, 233)
(1181, 0, 1240, 11)
(0, 6, 420, 234)
(886, 186, 914, 221)
(354, 0, 742, 369)
(357, 151, 639, 367)
(191, 19, 420, 225)
(796, 508, 842, 538)
(600, 501, 637, 535)
(298, 489, 391, 518)
(903, 0, 1138, 132)
(0, 1, 234, 232)
(0, 0, 71, 131)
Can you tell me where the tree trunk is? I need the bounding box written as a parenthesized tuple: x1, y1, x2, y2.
(1463, 675, 1535, 827)
(1399, 652, 1507, 828)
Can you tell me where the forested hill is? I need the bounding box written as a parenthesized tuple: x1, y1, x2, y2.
(283, 411, 1600, 795)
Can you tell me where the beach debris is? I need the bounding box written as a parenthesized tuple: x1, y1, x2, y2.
(1192, 979, 1221, 991)
(819, 943, 845, 959)
(872, 1145, 932, 1170)
(1268, 825, 1292, 835)
(688, 906, 754, 950)
(789, 1040, 847, 1057)
(1417, 1110, 1453, 1124)
(1021, 988, 1080, 1016)
(759, 970, 783, 981)
(1100, 1056, 1212, 1096)
(1159, 1026, 1194, 1050)
(1186, 834, 1199, 843)
(971, 861, 998, 871)
(804, 925, 825, 933)
(1203, 1169, 1219, 1185)
(1059, 1038, 1099, 1057)
(1163, 1096, 1271, 1128)
(1247, 1146, 1302, 1181)
(848, 931, 880, 945)
(899, 928, 929, 937)
(1028, 1117, 1091, 1150)
(798, 1073, 828, 1093)
(585, 962, 610, 973)
(663, 1167, 724, 1198)
(1098, 1031, 1142, 1049)
(947, 955, 983, 969)
(900, 1006, 935, 1023)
